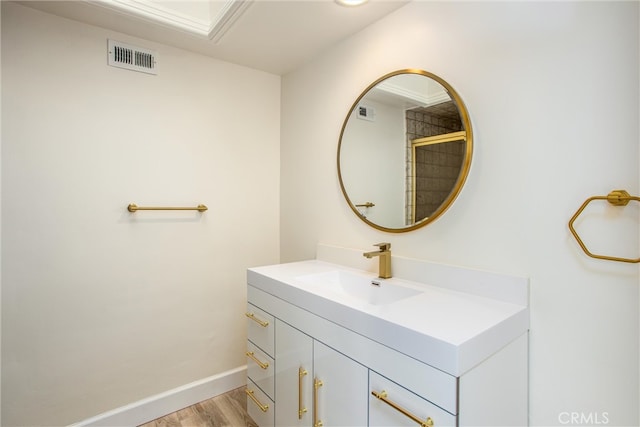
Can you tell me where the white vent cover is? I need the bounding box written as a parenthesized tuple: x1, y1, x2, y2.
(357, 105, 375, 121)
(108, 39, 158, 75)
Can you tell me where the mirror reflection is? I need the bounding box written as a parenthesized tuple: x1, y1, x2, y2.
(338, 69, 473, 232)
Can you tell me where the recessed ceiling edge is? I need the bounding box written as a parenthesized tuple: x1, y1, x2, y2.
(208, 0, 253, 43)
(88, 0, 252, 41)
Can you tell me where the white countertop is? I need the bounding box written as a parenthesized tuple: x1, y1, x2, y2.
(248, 259, 529, 376)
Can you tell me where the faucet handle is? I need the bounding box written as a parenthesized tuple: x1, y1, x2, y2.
(374, 242, 391, 251)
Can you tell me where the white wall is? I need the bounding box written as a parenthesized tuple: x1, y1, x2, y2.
(0, 2, 3, 423)
(281, 2, 639, 426)
(340, 99, 405, 227)
(1, 3, 280, 425)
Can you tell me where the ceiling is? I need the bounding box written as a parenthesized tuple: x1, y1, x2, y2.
(19, 0, 409, 75)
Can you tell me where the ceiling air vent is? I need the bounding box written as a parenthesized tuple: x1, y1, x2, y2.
(108, 39, 158, 75)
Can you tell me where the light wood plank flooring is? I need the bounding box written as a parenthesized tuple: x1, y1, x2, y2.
(138, 387, 258, 427)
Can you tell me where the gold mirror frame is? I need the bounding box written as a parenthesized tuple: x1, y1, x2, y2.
(337, 69, 473, 232)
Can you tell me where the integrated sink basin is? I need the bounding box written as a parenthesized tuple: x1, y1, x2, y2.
(247, 246, 529, 376)
(295, 270, 423, 306)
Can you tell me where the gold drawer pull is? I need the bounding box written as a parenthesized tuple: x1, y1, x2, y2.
(298, 367, 308, 419)
(246, 388, 269, 412)
(246, 351, 269, 369)
(313, 377, 323, 427)
(245, 312, 269, 327)
(372, 390, 434, 427)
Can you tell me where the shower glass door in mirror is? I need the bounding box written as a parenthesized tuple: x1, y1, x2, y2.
(338, 69, 473, 232)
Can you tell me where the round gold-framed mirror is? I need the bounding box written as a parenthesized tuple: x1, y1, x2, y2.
(337, 69, 473, 232)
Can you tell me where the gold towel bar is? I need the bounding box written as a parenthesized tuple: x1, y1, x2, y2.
(356, 202, 375, 208)
(127, 203, 208, 212)
(568, 190, 639, 263)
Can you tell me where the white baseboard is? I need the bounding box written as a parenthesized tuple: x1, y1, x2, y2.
(69, 366, 247, 427)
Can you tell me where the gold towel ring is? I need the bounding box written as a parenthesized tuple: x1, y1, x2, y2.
(568, 190, 640, 263)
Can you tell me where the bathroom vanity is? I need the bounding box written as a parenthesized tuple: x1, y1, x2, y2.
(244, 245, 529, 427)
(244, 69, 525, 427)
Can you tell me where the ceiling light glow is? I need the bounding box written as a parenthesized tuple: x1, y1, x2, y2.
(335, 0, 369, 6)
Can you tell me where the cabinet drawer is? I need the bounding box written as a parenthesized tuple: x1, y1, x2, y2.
(246, 303, 275, 357)
(246, 378, 274, 427)
(246, 341, 275, 400)
(371, 348, 457, 414)
(369, 371, 456, 427)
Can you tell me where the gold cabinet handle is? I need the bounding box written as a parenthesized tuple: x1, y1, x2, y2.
(372, 390, 434, 427)
(313, 377, 323, 427)
(246, 388, 269, 413)
(245, 351, 269, 369)
(298, 367, 308, 419)
(245, 312, 269, 327)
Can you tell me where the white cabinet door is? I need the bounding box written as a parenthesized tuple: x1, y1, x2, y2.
(275, 320, 314, 427)
(313, 341, 368, 427)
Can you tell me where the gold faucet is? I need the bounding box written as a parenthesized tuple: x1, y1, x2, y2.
(363, 243, 392, 279)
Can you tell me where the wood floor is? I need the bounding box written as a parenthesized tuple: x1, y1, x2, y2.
(138, 387, 258, 427)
